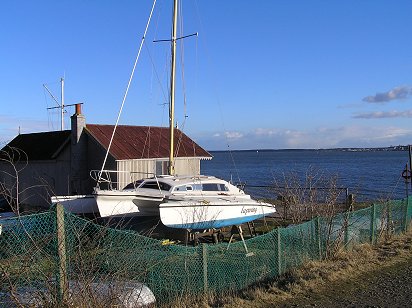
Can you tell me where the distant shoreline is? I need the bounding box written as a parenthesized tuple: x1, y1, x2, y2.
(208, 145, 409, 153)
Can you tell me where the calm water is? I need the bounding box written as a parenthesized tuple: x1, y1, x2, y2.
(202, 150, 410, 201)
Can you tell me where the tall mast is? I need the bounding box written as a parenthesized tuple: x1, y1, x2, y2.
(168, 0, 178, 175)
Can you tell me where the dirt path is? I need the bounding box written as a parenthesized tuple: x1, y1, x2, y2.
(278, 256, 412, 308)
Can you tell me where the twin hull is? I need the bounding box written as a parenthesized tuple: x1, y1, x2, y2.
(159, 198, 276, 229)
(53, 192, 277, 230)
(51, 195, 98, 215)
(94, 191, 163, 218)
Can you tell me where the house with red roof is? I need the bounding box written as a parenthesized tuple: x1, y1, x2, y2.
(0, 104, 211, 209)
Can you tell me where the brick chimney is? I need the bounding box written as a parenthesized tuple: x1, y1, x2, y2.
(70, 104, 87, 194)
(71, 103, 86, 143)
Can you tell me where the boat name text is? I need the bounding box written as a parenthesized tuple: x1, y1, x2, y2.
(241, 207, 258, 215)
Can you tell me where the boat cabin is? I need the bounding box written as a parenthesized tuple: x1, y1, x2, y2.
(129, 176, 243, 197)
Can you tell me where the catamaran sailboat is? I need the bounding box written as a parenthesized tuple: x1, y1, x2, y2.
(92, 0, 276, 229)
(53, 0, 276, 229)
(94, 174, 276, 229)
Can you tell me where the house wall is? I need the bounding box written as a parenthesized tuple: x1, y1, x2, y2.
(116, 159, 155, 189)
(0, 129, 112, 209)
(0, 148, 71, 209)
(87, 134, 116, 190)
(174, 157, 201, 176)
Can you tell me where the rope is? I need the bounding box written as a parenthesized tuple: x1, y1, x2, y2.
(98, 0, 157, 184)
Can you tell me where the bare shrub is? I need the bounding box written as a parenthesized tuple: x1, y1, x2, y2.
(273, 166, 346, 223)
(0, 146, 29, 215)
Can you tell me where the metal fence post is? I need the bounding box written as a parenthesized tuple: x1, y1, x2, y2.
(370, 204, 376, 244)
(202, 243, 208, 293)
(56, 203, 68, 304)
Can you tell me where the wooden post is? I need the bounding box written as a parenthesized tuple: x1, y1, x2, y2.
(56, 203, 68, 304)
(276, 228, 282, 275)
(370, 204, 376, 244)
(202, 243, 208, 293)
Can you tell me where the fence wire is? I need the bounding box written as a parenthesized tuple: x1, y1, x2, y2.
(0, 197, 411, 306)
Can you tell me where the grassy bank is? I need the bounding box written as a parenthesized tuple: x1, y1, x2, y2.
(168, 229, 412, 307)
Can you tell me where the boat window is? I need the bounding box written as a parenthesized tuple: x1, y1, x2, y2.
(174, 185, 193, 192)
(201, 183, 229, 192)
(140, 181, 171, 191)
(219, 184, 229, 191)
(123, 180, 144, 190)
(174, 183, 228, 192)
(202, 183, 220, 191)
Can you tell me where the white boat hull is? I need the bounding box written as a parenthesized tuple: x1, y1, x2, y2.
(159, 198, 276, 229)
(94, 190, 164, 218)
(51, 195, 98, 215)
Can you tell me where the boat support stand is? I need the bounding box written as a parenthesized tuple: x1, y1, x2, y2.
(227, 225, 254, 257)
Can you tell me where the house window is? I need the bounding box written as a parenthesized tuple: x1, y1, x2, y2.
(155, 160, 168, 175)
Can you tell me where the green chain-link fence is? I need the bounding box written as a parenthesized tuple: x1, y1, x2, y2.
(1, 197, 411, 306)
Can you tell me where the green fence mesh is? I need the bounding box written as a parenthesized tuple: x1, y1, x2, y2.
(0, 197, 411, 306)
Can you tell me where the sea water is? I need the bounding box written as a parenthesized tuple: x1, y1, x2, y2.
(202, 150, 409, 201)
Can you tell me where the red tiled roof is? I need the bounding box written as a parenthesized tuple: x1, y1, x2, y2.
(85, 124, 211, 160)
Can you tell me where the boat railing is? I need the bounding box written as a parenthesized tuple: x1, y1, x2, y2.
(90, 169, 157, 190)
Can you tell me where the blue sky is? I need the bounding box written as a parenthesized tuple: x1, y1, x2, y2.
(1, 0, 412, 150)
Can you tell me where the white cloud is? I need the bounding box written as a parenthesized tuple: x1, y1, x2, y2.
(224, 131, 244, 139)
(362, 86, 412, 103)
(353, 110, 412, 119)
(196, 125, 412, 150)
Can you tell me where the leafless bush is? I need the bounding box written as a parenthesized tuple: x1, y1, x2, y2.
(0, 146, 29, 215)
(273, 166, 345, 223)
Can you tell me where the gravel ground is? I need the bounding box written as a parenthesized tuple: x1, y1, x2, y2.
(278, 256, 412, 308)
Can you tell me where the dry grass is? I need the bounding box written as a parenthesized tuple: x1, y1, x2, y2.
(165, 230, 412, 308)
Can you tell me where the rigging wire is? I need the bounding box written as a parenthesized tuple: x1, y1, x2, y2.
(43, 88, 54, 131)
(193, 0, 241, 184)
(174, 0, 188, 159)
(43, 80, 61, 132)
(144, 43, 169, 106)
(98, 0, 157, 184)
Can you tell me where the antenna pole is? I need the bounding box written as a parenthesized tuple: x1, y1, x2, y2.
(168, 0, 178, 176)
(60, 77, 65, 130)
